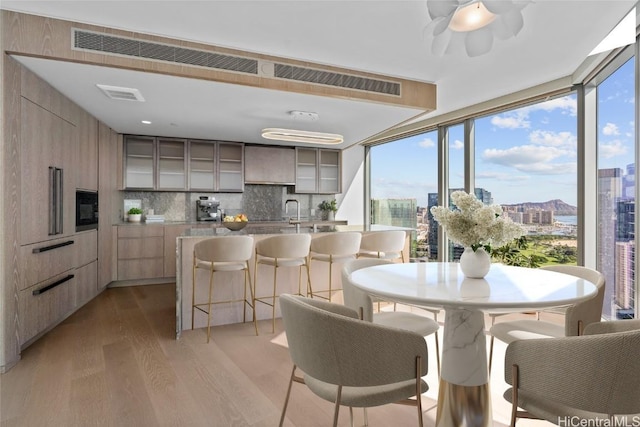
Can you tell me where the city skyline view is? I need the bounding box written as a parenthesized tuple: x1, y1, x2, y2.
(371, 58, 635, 209)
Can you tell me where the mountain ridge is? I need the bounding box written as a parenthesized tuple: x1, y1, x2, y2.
(502, 199, 577, 216)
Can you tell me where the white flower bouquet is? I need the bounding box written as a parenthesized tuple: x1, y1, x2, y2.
(430, 190, 525, 253)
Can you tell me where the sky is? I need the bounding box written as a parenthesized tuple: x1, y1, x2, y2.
(371, 56, 635, 208)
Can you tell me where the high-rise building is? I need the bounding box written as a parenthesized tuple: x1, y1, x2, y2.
(427, 188, 493, 261)
(598, 167, 623, 319)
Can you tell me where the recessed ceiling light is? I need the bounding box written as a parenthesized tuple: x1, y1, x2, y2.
(261, 128, 343, 144)
(141, 120, 152, 124)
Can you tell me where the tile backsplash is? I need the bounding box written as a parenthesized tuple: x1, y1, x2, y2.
(122, 185, 334, 222)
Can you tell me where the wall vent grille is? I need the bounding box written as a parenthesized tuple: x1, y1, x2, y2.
(73, 29, 259, 75)
(274, 64, 401, 96)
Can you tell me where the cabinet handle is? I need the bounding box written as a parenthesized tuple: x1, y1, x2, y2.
(32, 240, 74, 254)
(32, 274, 74, 296)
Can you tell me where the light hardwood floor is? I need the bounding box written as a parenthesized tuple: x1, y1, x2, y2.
(1, 283, 553, 426)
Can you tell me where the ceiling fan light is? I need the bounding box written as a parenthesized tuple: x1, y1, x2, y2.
(261, 128, 343, 144)
(449, 1, 496, 32)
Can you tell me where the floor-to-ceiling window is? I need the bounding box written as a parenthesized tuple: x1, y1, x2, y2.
(595, 54, 635, 320)
(474, 94, 578, 267)
(369, 130, 438, 259)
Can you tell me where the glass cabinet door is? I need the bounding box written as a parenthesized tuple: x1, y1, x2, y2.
(157, 138, 186, 190)
(125, 136, 155, 189)
(296, 148, 318, 192)
(218, 142, 244, 191)
(189, 141, 216, 190)
(319, 149, 340, 193)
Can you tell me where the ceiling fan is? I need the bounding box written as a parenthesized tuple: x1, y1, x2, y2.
(424, 0, 532, 57)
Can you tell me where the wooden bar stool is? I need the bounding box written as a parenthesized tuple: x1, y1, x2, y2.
(309, 232, 361, 302)
(192, 235, 257, 342)
(253, 234, 312, 333)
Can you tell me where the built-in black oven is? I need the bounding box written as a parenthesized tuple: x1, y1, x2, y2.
(76, 190, 99, 231)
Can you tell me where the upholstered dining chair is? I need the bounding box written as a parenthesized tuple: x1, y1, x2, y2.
(278, 294, 429, 427)
(342, 258, 441, 374)
(488, 265, 606, 370)
(503, 319, 640, 426)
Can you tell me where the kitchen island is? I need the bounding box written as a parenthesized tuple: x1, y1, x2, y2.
(175, 224, 412, 337)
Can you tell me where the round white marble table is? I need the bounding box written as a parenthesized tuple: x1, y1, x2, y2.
(349, 262, 598, 427)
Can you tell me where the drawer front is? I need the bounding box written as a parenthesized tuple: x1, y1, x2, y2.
(19, 270, 75, 345)
(117, 258, 164, 280)
(75, 260, 97, 306)
(117, 225, 164, 238)
(20, 237, 76, 290)
(75, 230, 98, 267)
(117, 236, 164, 259)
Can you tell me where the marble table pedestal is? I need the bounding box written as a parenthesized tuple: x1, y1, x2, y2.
(436, 308, 492, 427)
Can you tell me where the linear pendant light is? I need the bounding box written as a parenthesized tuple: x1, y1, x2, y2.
(261, 128, 343, 144)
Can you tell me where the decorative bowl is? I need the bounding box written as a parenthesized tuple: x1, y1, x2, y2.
(223, 221, 248, 231)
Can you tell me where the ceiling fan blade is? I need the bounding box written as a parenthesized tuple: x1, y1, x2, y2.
(483, 0, 515, 15)
(426, 0, 459, 20)
(500, 9, 525, 37)
(465, 27, 493, 57)
(431, 30, 453, 56)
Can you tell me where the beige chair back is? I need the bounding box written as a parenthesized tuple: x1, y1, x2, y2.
(310, 232, 362, 257)
(194, 235, 253, 262)
(504, 322, 640, 419)
(342, 258, 392, 322)
(541, 265, 606, 336)
(359, 231, 405, 257)
(279, 294, 428, 388)
(255, 234, 311, 259)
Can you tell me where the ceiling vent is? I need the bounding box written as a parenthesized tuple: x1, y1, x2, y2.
(72, 29, 401, 97)
(73, 29, 259, 75)
(273, 64, 401, 96)
(96, 84, 145, 101)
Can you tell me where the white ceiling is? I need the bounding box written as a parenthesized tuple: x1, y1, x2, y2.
(2, 1, 637, 149)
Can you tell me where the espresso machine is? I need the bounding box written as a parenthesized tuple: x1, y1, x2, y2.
(196, 196, 223, 221)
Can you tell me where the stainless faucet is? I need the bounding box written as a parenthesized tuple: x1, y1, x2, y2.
(285, 199, 300, 232)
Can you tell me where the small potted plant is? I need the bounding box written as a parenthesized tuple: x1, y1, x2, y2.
(127, 207, 143, 222)
(318, 199, 337, 221)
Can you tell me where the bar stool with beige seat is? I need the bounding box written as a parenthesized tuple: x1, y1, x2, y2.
(192, 235, 257, 343)
(253, 234, 312, 333)
(357, 230, 407, 263)
(308, 232, 361, 302)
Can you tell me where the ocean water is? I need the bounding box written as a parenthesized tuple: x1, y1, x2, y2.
(555, 215, 577, 225)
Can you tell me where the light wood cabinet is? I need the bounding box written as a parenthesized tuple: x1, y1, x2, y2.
(157, 138, 187, 190)
(124, 135, 155, 189)
(19, 236, 76, 291)
(117, 226, 165, 280)
(295, 147, 341, 194)
(19, 270, 75, 346)
(218, 142, 244, 191)
(244, 145, 295, 184)
(124, 136, 243, 192)
(98, 123, 118, 289)
(76, 110, 98, 191)
(20, 98, 76, 246)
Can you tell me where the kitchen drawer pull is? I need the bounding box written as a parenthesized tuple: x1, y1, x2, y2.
(32, 240, 74, 254)
(32, 274, 74, 296)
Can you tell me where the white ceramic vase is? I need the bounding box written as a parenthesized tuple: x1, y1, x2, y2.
(459, 247, 491, 278)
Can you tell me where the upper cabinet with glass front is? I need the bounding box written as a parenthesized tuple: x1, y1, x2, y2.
(124, 135, 156, 189)
(295, 147, 341, 194)
(124, 136, 243, 191)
